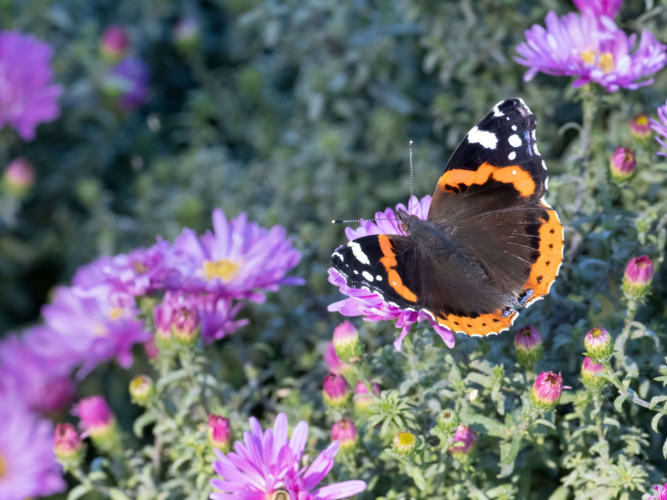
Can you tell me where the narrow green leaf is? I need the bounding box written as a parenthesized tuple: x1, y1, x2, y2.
(499, 433, 523, 465)
(614, 395, 626, 412)
(109, 489, 132, 500)
(651, 412, 664, 433)
(67, 485, 92, 500)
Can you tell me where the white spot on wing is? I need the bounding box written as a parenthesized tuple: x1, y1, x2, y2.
(508, 134, 522, 148)
(508, 151, 517, 161)
(511, 124, 517, 131)
(376, 275, 382, 281)
(468, 126, 498, 149)
(348, 241, 370, 265)
(492, 104, 504, 117)
(362, 271, 374, 282)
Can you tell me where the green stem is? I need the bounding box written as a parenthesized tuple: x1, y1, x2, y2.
(572, 86, 598, 215)
(601, 361, 652, 409)
(592, 393, 605, 442)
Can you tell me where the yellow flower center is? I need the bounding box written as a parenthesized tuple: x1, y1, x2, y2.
(395, 431, 416, 447)
(109, 308, 123, 320)
(131, 260, 147, 274)
(590, 327, 603, 338)
(580, 49, 615, 73)
(636, 116, 648, 126)
(0, 454, 6, 479)
(203, 259, 240, 281)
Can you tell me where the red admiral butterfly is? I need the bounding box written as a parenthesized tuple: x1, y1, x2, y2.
(331, 98, 563, 337)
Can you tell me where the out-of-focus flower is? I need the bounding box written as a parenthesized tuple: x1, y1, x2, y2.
(40, 285, 149, 374)
(629, 114, 652, 140)
(515, 11, 667, 92)
(584, 326, 614, 360)
(102, 57, 149, 110)
(324, 341, 352, 376)
(353, 380, 380, 416)
(323, 373, 351, 410)
(197, 294, 248, 343)
(333, 320, 362, 362)
(0, 398, 65, 498)
(513, 325, 543, 370)
(208, 415, 231, 453)
(0, 333, 74, 414)
(100, 25, 130, 62)
(649, 483, 667, 500)
(530, 371, 564, 409)
(622, 255, 654, 298)
(173, 17, 200, 54)
(53, 423, 84, 464)
(167, 208, 304, 302)
(0, 31, 62, 140)
(572, 0, 622, 18)
(328, 195, 455, 352)
(436, 409, 460, 433)
(581, 356, 608, 391)
(392, 431, 417, 456)
(651, 99, 667, 156)
(3, 157, 35, 197)
(609, 146, 636, 182)
(448, 424, 478, 459)
(144, 337, 159, 360)
(209, 413, 366, 499)
(74, 396, 119, 452)
(129, 375, 154, 406)
(331, 419, 358, 454)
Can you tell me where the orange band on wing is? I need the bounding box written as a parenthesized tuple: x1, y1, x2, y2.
(437, 162, 536, 198)
(435, 308, 518, 337)
(522, 203, 563, 301)
(377, 234, 418, 303)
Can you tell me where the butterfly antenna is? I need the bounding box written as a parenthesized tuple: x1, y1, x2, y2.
(409, 140, 414, 199)
(332, 218, 395, 224)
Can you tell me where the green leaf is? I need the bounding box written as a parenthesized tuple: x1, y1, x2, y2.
(651, 412, 664, 433)
(109, 489, 132, 500)
(499, 433, 523, 466)
(663, 437, 667, 459)
(460, 412, 507, 438)
(68, 485, 93, 500)
(614, 395, 626, 412)
(133, 412, 157, 438)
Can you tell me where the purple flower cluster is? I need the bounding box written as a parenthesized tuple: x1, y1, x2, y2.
(515, 4, 666, 92)
(0, 31, 62, 140)
(328, 195, 455, 351)
(651, 99, 667, 156)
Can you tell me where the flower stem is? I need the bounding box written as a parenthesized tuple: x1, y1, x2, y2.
(601, 360, 652, 409)
(572, 86, 597, 215)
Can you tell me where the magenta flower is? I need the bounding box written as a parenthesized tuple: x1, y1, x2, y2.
(530, 371, 564, 409)
(0, 31, 62, 140)
(448, 424, 478, 458)
(332, 320, 362, 361)
(353, 380, 380, 416)
(331, 419, 358, 453)
(323, 373, 351, 409)
(74, 396, 115, 437)
(100, 25, 130, 62)
(3, 157, 35, 196)
(649, 484, 667, 500)
(328, 195, 455, 352)
(513, 325, 543, 369)
(609, 146, 636, 182)
(572, 0, 622, 18)
(40, 285, 149, 374)
(210, 413, 366, 499)
(53, 423, 84, 461)
(167, 208, 304, 302)
(650, 99, 667, 156)
(581, 356, 607, 391)
(197, 294, 249, 343)
(0, 398, 65, 498)
(102, 57, 150, 110)
(208, 415, 231, 453)
(629, 114, 652, 140)
(515, 11, 667, 92)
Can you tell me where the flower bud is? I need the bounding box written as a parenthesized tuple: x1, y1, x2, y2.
(353, 380, 380, 416)
(323, 373, 351, 409)
(172, 306, 200, 346)
(581, 356, 608, 392)
(609, 147, 636, 183)
(392, 431, 417, 456)
(3, 157, 35, 197)
(144, 337, 159, 359)
(100, 26, 130, 62)
(333, 321, 363, 362)
(584, 326, 614, 361)
(436, 409, 459, 433)
(530, 371, 563, 410)
(208, 415, 231, 453)
(129, 375, 154, 405)
(629, 114, 652, 141)
(331, 418, 358, 454)
(622, 255, 653, 298)
(54, 423, 84, 463)
(448, 424, 477, 459)
(74, 396, 120, 451)
(102, 57, 149, 111)
(513, 326, 543, 370)
(173, 17, 200, 55)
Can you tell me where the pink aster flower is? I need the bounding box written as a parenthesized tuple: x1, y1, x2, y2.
(100, 25, 130, 62)
(167, 208, 304, 302)
(651, 99, 667, 156)
(210, 413, 366, 499)
(0, 31, 62, 141)
(530, 371, 564, 409)
(328, 195, 455, 352)
(0, 398, 65, 498)
(572, 0, 622, 18)
(649, 483, 667, 500)
(515, 10, 667, 92)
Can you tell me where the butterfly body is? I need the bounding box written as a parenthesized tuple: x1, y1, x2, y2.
(332, 98, 563, 337)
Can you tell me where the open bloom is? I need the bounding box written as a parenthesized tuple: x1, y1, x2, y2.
(0, 31, 62, 140)
(515, 11, 667, 92)
(210, 413, 366, 499)
(328, 195, 454, 351)
(166, 208, 304, 302)
(650, 99, 667, 156)
(649, 483, 667, 500)
(572, 0, 622, 18)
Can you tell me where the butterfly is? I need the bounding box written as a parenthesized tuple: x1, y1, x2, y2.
(331, 98, 563, 337)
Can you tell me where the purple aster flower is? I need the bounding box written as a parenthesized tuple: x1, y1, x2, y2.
(197, 294, 249, 343)
(210, 412, 366, 499)
(572, 0, 622, 18)
(0, 333, 74, 414)
(40, 285, 149, 375)
(166, 208, 304, 302)
(0, 397, 65, 498)
(515, 11, 667, 92)
(649, 483, 667, 500)
(0, 31, 62, 141)
(102, 56, 150, 110)
(650, 99, 667, 156)
(328, 195, 455, 352)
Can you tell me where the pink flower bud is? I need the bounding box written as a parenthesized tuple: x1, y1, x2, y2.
(208, 415, 231, 453)
(448, 424, 478, 458)
(609, 147, 636, 182)
(3, 157, 35, 196)
(333, 321, 362, 362)
(353, 380, 380, 416)
(581, 356, 607, 391)
(54, 423, 84, 461)
(629, 114, 652, 140)
(129, 375, 154, 405)
(74, 396, 120, 451)
(622, 255, 653, 297)
(584, 326, 614, 360)
(144, 337, 159, 359)
(331, 418, 358, 453)
(323, 373, 351, 409)
(100, 26, 130, 62)
(513, 326, 543, 369)
(530, 371, 563, 409)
